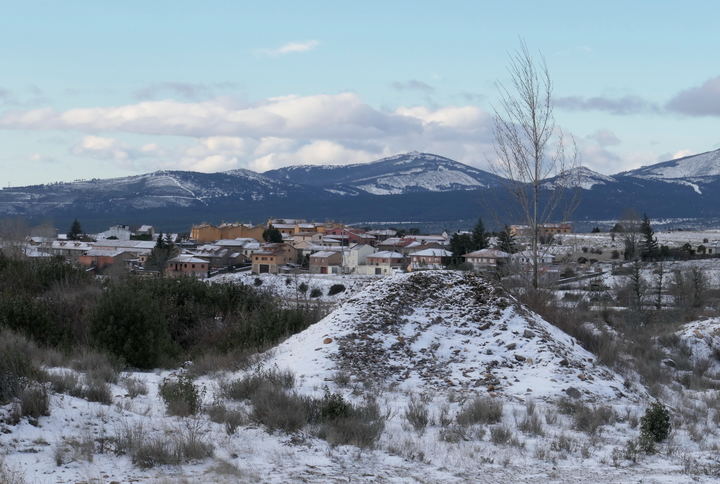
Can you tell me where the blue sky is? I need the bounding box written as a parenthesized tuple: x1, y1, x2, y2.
(1, 0, 719, 185)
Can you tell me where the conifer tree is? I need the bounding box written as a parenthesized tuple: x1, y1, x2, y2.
(68, 219, 83, 240)
(497, 226, 517, 254)
(472, 218, 489, 250)
(640, 213, 659, 260)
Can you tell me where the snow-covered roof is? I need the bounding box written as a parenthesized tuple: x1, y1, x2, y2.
(409, 248, 453, 257)
(464, 248, 510, 258)
(368, 251, 405, 259)
(310, 250, 340, 258)
(84, 248, 127, 257)
(169, 254, 209, 264)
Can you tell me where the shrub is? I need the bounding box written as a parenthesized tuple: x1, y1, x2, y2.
(640, 402, 671, 443)
(490, 425, 513, 445)
(45, 371, 83, 397)
(318, 390, 352, 421)
(253, 278, 263, 287)
(220, 368, 294, 401)
(0, 458, 26, 484)
(71, 350, 119, 384)
(206, 401, 247, 435)
(83, 375, 112, 405)
(328, 284, 346, 296)
(456, 397, 503, 426)
(122, 376, 149, 398)
(298, 282, 308, 293)
(404, 397, 430, 432)
(159, 374, 202, 416)
(309, 288, 322, 298)
(250, 386, 309, 433)
(0, 328, 42, 404)
(19, 384, 50, 420)
(316, 397, 385, 448)
(558, 398, 615, 435)
(91, 281, 172, 369)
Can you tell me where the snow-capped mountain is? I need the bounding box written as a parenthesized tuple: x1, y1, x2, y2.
(263, 151, 504, 195)
(5, 149, 720, 231)
(0, 169, 311, 217)
(619, 148, 720, 180)
(543, 166, 617, 190)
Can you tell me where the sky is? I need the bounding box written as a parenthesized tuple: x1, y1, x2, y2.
(1, 0, 719, 186)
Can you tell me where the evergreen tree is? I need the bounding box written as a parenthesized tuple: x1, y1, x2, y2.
(262, 226, 283, 243)
(472, 218, 488, 250)
(450, 233, 474, 260)
(68, 219, 83, 240)
(146, 234, 178, 275)
(639, 213, 659, 260)
(497, 226, 517, 254)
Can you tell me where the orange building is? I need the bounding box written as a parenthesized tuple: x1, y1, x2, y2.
(190, 223, 264, 243)
(251, 243, 298, 274)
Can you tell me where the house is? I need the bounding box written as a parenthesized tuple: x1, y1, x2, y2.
(361, 251, 407, 275)
(167, 254, 210, 277)
(191, 245, 245, 268)
(323, 228, 376, 246)
(49, 240, 93, 258)
(342, 244, 376, 273)
(309, 251, 343, 274)
(367, 229, 397, 242)
(510, 250, 556, 265)
(409, 248, 453, 270)
(96, 224, 133, 241)
(78, 248, 133, 271)
(135, 225, 155, 239)
(190, 223, 264, 243)
(251, 243, 298, 274)
(463, 248, 510, 270)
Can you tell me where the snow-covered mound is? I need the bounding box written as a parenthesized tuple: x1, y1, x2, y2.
(269, 271, 641, 402)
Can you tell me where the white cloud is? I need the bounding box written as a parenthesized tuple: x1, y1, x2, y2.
(258, 40, 319, 56)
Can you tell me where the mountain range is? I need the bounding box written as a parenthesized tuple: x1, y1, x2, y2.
(2, 149, 720, 232)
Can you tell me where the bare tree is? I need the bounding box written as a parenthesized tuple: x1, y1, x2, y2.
(491, 41, 578, 289)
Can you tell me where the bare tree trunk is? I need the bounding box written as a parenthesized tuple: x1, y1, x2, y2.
(491, 41, 578, 289)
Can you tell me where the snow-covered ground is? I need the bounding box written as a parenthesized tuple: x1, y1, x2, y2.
(209, 272, 377, 304)
(4, 271, 720, 482)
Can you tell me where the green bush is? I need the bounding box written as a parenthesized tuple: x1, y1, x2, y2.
(309, 288, 322, 298)
(159, 374, 203, 416)
(640, 402, 671, 443)
(91, 280, 172, 369)
(328, 284, 346, 296)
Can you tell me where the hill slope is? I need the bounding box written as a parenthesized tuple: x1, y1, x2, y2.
(269, 271, 642, 402)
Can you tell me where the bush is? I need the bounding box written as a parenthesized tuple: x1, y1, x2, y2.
(220, 368, 294, 401)
(206, 401, 247, 435)
(328, 284, 346, 296)
(0, 329, 42, 404)
(456, 397, 503, 426)
(404, 397, 429, 432)
(640, 402, 671, 443)
(71, 350, 119, 384)
(19, 384, 50, 420)
(122, 376, 149, 398)
(309, 288, 322, 298)
(46, 371, 83, 397)
(83, 375, 113, 405)
(91, 281, 172, 369)
(250, 386, 309, 433)
(298, 282, 308, 293)
(316, 397, 385, 448)
(159, 374, 202, 416)
(253, 278, 263, 287)
(558, 398, 615, 435)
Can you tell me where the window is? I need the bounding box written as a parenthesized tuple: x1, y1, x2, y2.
(192, 264, 195, 268)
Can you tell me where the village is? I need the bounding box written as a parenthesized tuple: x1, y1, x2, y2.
(14, 219, 587, 278)
(18, 218, 720, 287)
